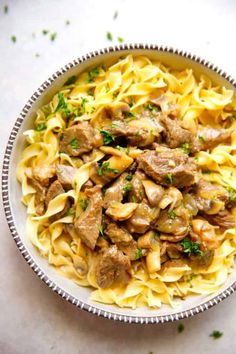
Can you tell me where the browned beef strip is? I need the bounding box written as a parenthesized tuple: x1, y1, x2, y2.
(160, 242, 183, 259)
(203, 210, 235, 229)
(160, 116, 199, 152)
(137, 148, 197, 188)
(74, 185, 102, 249)
(32, 165, 56, 186)
(105, 222, 132, 243)
(103, 173, 128, 208)
(59, 121, 94, 156)
(105, 120, 151, 147)
(56, 164, 76, 189)
(189, 250, 214, 270)
(198, 127, 232, 150)
(128, 170, 146, 203)
(95, 245, 131, 288)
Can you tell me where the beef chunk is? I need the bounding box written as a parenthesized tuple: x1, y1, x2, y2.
(160, 242, 183, 259)
(198, 127, 232, 150)
(75, 185, 102, 249)
(189, 250, 214, 270)
(204, 210, 235, 229)
(103, 173, 128, 208)
(117, 239, 139, 261)
(32, 165, 56, 186)
(105, 222, 132, 243)
(137, 148, 196, 188)
(160, 116, 198, 152)
(45, 180, 65, 207)
(128, 170, 146, 203)
(59, 122, 94, 156)
(56, 164, 76, 189)
(95, 245, 131, 288)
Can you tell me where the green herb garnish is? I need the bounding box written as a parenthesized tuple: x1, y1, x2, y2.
(70, 138, 80, 149)
(35, 53, 40, 58)
(100, 130, 115, 145)
(65, 20, 70, 25)
(177, 323, 185, 333)
(168, 210, 177, 219)
(152, 231, 159, 239)
(11, 35, 16, 43)
(167, 173, 173, 185)
(79, 198, 88, 211)
(66, 207, 76, 216)
(42, 29, 49, 35)
(118, 37, 124, 43)
(146, 103, 154, 111)
(202, 170, 211, 174)
(227, 186, 236, 202)
(97, 162, 119, 176)
(182, 143, 190, 155)
(131, 195, 137, 203)
(64, 75, 77, 86)
(54, 92, 70, 117)
(210, 330, 223, 339)
(106, 32, 113, 41)
(123, 184, 133, 192)
(116, 146, 129, 154)
(198, 135, 205, 143)
(129, 96, 134, 108)
(80, 97, 88, 114)
(127, 111, 136, 117)
(59, 133, 64, 141)
(113, 11, 118, 20)
(135, 248, 142, 260)
(180, 238, 203, 256)
(86, 67, 100, 83)
(35, 123, 47, 131)
(99, 225, 105, 237)
(125, 174, 133, 181)
(50, 32, 57, 41)
(4, 5, 8, 14)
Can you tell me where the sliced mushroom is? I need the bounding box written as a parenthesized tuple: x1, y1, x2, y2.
(106, 202, 138, 221)
(73, 255, 88, 276)
(142, 180, 165, 207)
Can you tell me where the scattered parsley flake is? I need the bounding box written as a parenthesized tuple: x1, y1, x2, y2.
(112, 92, 118, 98)
(54, 92, 70, 117)
(152, 231, 159, 240)
(131, 195, 137, 203)
(79, 198, 88, 211)
(146, 103, 154, 111)
(123, 184, 133, 192)
(118, 37, 124, 43)
(100, 130, 115, 145)
(35, 53, 40, 58)
(227, 186, 236, 202)
(180, 238, 203, 256)
(97, 161, 119, 176)
(113, 11, 118, 20)
(168, 210, 176, 219)
(198, 135, 205, 142)
(129, 96, 134, 107)
(11, 35, 16, 43)
(167, 173, 173, 184)
(59, 133, 64, 141)
(210, 330, 223, 339)
(70, 138, 79, 149)
(177, 323, 185, 333)
(135, 248, 142, 260)
(35, 123, 46, 131)
(99, 225, 105, 237)
(125, 174, 133, 181)
(127, 111, 136, 117)
(42, 29, 49, 35)
(106, 31, 113, 41)
(66, 207, 75, 216)
(4, 5, 8, 14)
(116, 145, 129, 154)
(80, 97, 88, 114)
(64, 75, 77, 86)
(50, 32, 57, 41)
(86, 67, 100, 83)
(65, 20, 70, 25)
(182, 143, 190, 154)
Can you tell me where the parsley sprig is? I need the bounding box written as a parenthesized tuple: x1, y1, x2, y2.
(100, 130, 115, 145)
(54, 92, 70, 117)
(97, 162, 119, 176)
(180, 238, 203, 257)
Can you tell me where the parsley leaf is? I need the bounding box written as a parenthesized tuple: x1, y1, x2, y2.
(182, 143, 190, 154)
(42, 29, 49, 35)
(64, 75, 77, 86)
(65, 20, 70, 25)
(35, 123, 47, 131)
(210, 330, 223, 339)
(116, 145, 129, 154)
(146, 103, 154, 111)
(70, 138, 80, 149)
(168, 210, 176, 219)
(180, 238, 203, 256)
(135, 248, 142, 260)
(50, 32, 57, 41)
(97, 162, 119, 176)
(99, 225, 106, 238)
(86, 67, 100, 83)
(66, 207, 75, 216)
(167, 173, 173, 185)
(123, 184, 133, 192)
(79, 198, 88, 211)
(113, 11, 118, 20)
(100, 130, 115, 145)
(11, 35, 16, 43)
(177, 323, 185, 333)
(54, 92, 70, 117)
(80, 97, 88, 114)
(227, 186, 236, 202)
(118, 37, 124, 43)
(125, 174, 133, 181)
(198, 135, 205, 142)
(106, 32, 113, 41)
(4, 5, 8, 14)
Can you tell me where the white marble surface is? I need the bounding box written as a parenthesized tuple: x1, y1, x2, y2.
(1, 1, 236, 353)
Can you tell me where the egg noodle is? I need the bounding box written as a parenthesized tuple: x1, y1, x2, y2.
(17, 55, 236, 309)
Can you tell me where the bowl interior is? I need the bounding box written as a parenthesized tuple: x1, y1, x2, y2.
(7, 47, 236, 321)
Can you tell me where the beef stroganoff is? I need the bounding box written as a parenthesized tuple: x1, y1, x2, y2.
(17, 55, 236, 308)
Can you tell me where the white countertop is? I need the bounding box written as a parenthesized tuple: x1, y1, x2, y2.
(1, 1, 236, 353)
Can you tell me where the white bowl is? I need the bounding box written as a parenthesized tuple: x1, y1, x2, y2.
(2, 44, 236, 324)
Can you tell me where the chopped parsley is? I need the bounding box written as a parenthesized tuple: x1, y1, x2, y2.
(123, 184, 133, 192)
(86, 67, 100, 83)
(198, 135, 205, 143)
(11, 35, 16, 43)
(146, 103, 154, 111)
(168, 210, 176, 220)
(100, 130, 115, 145)
(177, 323, 185, 333)
(59, 133, 64, 141)
(127, 111, 136, 118)
(80, 97, 88, 114)
(118, 37, 124, 43)
(79, 198, 88, 211)
(4, 5, 8, 14)
(202, 169, 211, 174)
(106, 31, 113, 41)
(65, 20, 70, 25)
(113, 11, 118, 20)
(54, 92, 70, 117)
(35, 123, 47, 131)
(210, 330, 223, 339)
(129, 96, 134, 108)
(50, 32, 57, 41)
(167, 173, 173, 185)
(35, 53, 40, 58)
(135, 248, 142, 260)
(227, 186, 236, 202)
(66, 207, 75, 216)
(131, 195, 137, 203)
(97, 162, 119, 176)
(42, 29, 49, 35)
(182, 143, 190, 155)
(180, 238, 203, 257)
(153, 231, 159, 239)
(116, 145, 129, 154)
(70, 138, 80, 149)
(125, 174, 133, 181)
(64, 75, 77, 86)
(99, 225, 105, 237)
